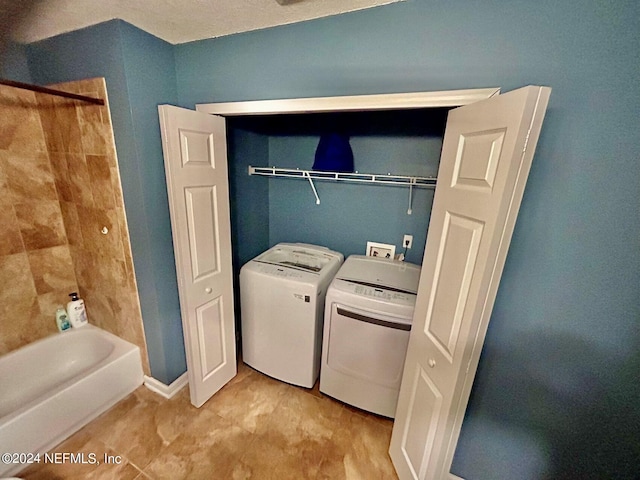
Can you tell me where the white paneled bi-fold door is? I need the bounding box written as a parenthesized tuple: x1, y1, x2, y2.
(159, 105, 236, 408)
(390, 86, 551, 479)
(159, 86, 550, 478)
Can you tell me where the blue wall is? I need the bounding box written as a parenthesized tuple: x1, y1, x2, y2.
(226, 124, 270, 316)
(26, 20, 185, 384)
(175, 2, 640, 479)
(0, 41, 32, 82)
(118, 22, 186, 383)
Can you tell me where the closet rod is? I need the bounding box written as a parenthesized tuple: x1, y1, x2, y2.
(249, 166, 437, 187)
(0, 78, 105, 105)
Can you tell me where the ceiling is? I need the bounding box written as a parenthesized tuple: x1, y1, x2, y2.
(12, 0, 403, 45)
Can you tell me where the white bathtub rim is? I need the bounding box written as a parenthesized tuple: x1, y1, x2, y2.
(0, 325, 139, 425)
(2, 356, 141, 477)
(0, 326, 143, 477)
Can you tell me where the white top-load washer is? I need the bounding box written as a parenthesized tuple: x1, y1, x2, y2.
(320, 255, 421, 418)
(240, 243, 343, 388)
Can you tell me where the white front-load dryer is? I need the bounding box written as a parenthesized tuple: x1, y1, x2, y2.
(320, 255, 420, 417)
(240, 243, 343, 388)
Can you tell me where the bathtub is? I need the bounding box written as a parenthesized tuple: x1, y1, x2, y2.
(0, 325, 143, 476)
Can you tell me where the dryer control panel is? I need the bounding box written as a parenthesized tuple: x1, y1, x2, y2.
(332, 279, 416, 307)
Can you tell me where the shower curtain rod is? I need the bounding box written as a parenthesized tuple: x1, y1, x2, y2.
(0, 78, 105, 105)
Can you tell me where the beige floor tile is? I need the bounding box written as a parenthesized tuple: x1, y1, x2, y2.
(267, 386, 345, 443)
(20, 429, 141, 480)
(17, 363, 399, 480)
(88, 388, 168, 469)
(316, 412, 398, 480)
(203, 365, 288, 434)
(82, 387, 159, 437)
(235, 429, 324, 480)
(339, 401, 395, 433)
(144, 409, 253, 480)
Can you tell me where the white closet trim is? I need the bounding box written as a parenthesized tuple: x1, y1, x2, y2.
(196, 88, 500, 116)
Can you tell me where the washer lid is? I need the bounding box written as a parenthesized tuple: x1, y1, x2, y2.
(255, 243, 343, 274)
(335, 255, 421, 293)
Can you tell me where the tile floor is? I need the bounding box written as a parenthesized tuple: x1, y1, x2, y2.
(20, 361, 399, 479)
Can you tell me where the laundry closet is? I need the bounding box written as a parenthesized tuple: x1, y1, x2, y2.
(160, 86, 550, 478)
(224, 107, 448, 288)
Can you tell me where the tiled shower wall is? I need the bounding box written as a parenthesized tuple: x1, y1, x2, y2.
(0, 84, 77, 352)
(0, 78, 150, 374)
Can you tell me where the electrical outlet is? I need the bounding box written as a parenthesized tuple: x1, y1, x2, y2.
(403, 234, 413, 249)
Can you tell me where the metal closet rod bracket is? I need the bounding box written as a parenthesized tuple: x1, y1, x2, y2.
(248, 166, 437, 213)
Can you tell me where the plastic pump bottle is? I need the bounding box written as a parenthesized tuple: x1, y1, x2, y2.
(55, 306, 71, 332)
(67, 292, 88, 328)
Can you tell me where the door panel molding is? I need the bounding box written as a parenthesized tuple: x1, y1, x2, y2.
(195, 296, 225, 380)
(401, 366, 444, 478)
(425, 213, 484, 362)
(185, 185, 221, 281)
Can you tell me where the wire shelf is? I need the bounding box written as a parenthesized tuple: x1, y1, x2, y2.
(248, 166, 436, 214)
(248, 166, 437, 187)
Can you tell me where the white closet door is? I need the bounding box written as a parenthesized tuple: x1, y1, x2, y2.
(159, 105, 236, 407)
(390, 86, 551, 479)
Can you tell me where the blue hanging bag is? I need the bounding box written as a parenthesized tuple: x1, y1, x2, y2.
(312, 133, 354, 172)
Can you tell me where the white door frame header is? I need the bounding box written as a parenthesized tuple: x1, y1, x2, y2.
(196, 88, 501, 116)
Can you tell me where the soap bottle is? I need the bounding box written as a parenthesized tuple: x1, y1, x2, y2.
(55, 306, 71, 332)
(67, 292, 88, 328)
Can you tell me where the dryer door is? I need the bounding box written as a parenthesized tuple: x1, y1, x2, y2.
(327, 303, 411, 389)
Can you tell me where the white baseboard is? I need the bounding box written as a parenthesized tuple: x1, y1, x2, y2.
(143, 372, 188, 399)
(450, 474, 464, 480)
